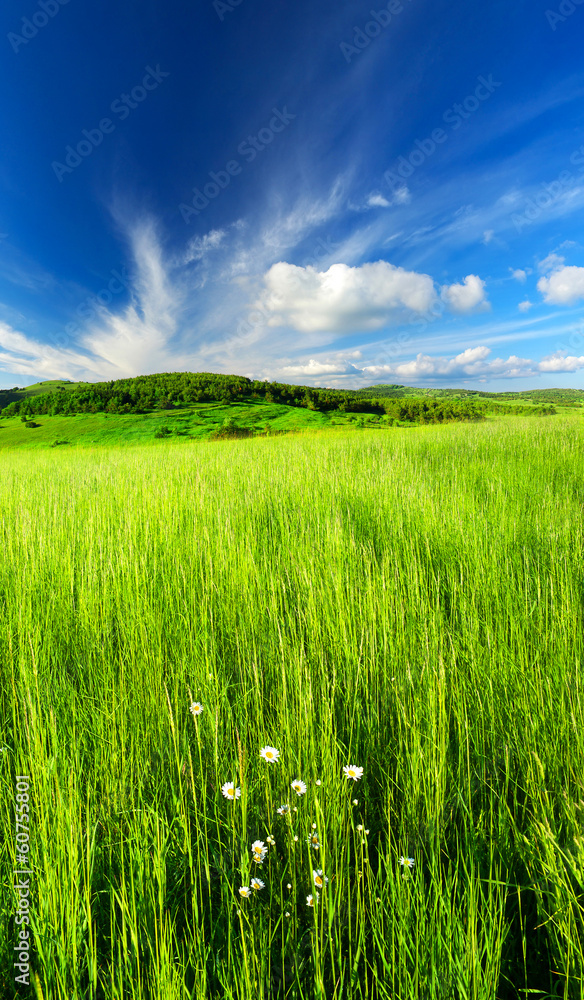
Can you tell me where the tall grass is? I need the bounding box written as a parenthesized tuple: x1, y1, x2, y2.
(1, 417, 583, 999)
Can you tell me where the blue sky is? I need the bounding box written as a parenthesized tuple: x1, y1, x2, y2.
(1, 0, 584, 390)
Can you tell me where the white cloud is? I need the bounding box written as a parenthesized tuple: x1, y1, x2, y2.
(367, 192, 391, 208)
(360, 345, 584, 381)
(518, 300, 533, 312)
(260, 180, 347, 251)
(511, 268, 527, 283)
(440, 275, 490, 314)
(392, 186, 411, 205)
(363, 346, 536, 379)
(0, 220, 193, 383)
(363, 188, 410, 211)
(257, 260, 438, 334)
(537, 253, 565, 274)
(181, 229, 225, 264)
(537, 265, 584, 305)
(280, 358, 363, 376)
(482, 230, 495, 244)
(537, 350, 584, 372)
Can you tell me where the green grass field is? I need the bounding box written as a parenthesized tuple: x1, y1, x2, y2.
(0, 402, 379, 451)
(1, 416, 583, 999)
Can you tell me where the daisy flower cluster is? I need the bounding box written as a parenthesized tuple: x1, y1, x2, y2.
(187, 708, 370, 912)
(251, 840, 268, 864)
(230, 751, 364, 905)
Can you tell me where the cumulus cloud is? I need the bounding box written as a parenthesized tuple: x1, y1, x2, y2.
(510, 268, 527, 283)
(518, 300, 533, 312)
(537, 264, 584, 305)
(360, 345, 584, 381)
(364, 188, 410, 211)
(367, 192, 391, 208)
(256, 260, 438, 333)
(440, 274, 490, 314)
(280, 358, 363, 376)
(537, 350, 584, 372)
(362, 346, 535, 379)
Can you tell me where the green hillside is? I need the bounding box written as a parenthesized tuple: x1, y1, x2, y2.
(0, 371, 488, 426)
(0, 371, 570, 450)
(357, 383, 584, 404)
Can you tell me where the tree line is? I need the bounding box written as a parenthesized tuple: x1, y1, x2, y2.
(0, 372, 490, 423)
(1, 371, 557, 423)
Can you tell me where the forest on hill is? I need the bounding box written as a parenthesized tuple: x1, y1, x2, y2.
(0, 372, 499, 424)
(358, 383, 583, 405)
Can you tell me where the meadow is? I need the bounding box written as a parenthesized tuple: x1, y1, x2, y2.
(1, 416, 583, 999)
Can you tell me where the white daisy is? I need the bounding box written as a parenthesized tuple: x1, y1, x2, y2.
(343, 765, 364, 781)
(306, 894, 319, 906)
(251, 840, 267, 863)
(250, 878, 265, 891)
(259, 746, 280, 763)
(313, 869, 328, 888)
(221, 782, 241, 800)
(239, 886, 251, 898)
(277, 804, 290, 816)
(399, 856, 415, 869)
(307, 833, 320, 850)
(189, 702, 204, 716)
(291, 779, 307, 796)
